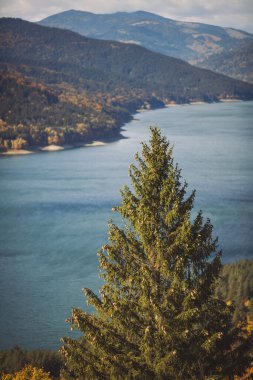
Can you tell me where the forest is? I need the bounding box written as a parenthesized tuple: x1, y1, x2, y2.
(215, 260, 253, 324)
(0, 72, 133, 151)
(1, 18, 253, 151)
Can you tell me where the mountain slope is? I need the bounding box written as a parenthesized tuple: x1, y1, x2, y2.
(1, 18, 253, 100)
(39, 10, 253, 83)
(1, 18, 253, 151)
(199, 41, 253, 84)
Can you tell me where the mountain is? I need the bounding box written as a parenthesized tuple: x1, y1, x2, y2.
(199, 41, 253, 84)
(1, 18, 253, 151)
(39, 10, 253, 83)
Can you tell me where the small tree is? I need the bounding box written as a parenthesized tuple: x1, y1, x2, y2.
(61, 128, 252, 379)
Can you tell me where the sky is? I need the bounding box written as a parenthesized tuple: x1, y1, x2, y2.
(0, 0, 253, 33)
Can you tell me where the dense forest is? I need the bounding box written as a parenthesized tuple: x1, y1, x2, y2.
(1, 18, 253, 151)
(0, 71, 132, 150)
(215, 260, 253, 324)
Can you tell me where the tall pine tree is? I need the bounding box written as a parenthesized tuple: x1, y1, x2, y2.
(61, 128, 251, 379)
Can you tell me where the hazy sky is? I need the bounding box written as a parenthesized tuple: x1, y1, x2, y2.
(0, 0, 253, 33)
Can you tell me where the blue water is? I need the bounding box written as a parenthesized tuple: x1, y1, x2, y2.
(0, 101, 252, 349)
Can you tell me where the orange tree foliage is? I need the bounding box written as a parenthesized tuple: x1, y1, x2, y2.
(1, 365, 52, 380)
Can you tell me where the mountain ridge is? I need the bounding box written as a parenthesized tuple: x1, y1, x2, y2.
(39, 10, 253, 83)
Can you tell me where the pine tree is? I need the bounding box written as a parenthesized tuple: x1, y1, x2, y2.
(61, 127, 252, 379)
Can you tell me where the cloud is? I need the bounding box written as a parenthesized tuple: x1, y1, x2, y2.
(0, 0, 253, 32)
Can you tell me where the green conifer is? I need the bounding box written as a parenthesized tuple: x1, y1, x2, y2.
(61, 127, 252, 379)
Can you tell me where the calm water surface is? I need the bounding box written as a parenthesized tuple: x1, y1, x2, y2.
(0, 101, 252, 349)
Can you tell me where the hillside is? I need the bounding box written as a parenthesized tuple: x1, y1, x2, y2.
(1, 18, 253, 151)
(215, 260, 253, 324)
(199, 41, 253, 83)
(39, 10, 253, 83)
(0, 71, 132, 150)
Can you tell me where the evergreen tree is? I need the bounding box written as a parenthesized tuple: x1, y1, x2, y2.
(61, 128, 252, 379)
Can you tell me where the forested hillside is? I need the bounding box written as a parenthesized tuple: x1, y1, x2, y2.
(1, 18, 253, 151)
(40, 10, 253, 83)
(0, 71, 131, 150)
(200, 41, 253, 83)
(215, 260, 253, 324)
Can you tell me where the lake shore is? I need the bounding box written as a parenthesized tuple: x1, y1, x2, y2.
(0, 98, 244, 156)
(1, 149, 35, 155)
(0, 141, 108, 156)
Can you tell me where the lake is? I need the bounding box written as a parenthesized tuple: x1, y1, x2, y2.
(0, 101, 252, 349)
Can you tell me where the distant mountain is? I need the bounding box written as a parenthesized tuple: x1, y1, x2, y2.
(39, 10, 253, 83)
(199, 41, 253, 84)
(1, 18, 253, 151)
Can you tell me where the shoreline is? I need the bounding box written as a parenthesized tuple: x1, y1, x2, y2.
(0, 140, 108, 156)
(219, 98, 243, 102)
(0, 98, 246, 157)
(0, 149, 35, 155)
